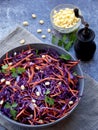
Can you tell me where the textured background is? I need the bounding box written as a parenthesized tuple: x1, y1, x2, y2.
(0, 0, 98, 78)
(0, 1, 98, 129)
(0, 0, 98, 81)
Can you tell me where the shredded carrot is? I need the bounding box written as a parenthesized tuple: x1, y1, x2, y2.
(30, 77, 62, 87)
(8, 53, 33, 70)
(16, 109, 25, 119)
(27, 66, 35, 83)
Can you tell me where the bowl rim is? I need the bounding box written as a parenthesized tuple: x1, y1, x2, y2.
(50, 4, 81, 33)
(0, 43, 84, 128)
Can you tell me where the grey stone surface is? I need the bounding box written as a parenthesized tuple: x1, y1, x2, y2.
(0, 1, 98, 129)
(0, 0, 98, 81)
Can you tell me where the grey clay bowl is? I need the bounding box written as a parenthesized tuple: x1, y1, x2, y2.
(0, 43, 84, 130)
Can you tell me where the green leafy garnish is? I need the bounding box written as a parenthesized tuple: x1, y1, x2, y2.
(11, 102, 18, 108)
(10, 109, 17, 119)
(51, 31, 77, 51)
(60, 54, 71, 60)
(2, 64, 8, 70)
(36, 49, 39, 55)
(11, 67, 25, 77)
(45, 96, 54, 106)
(62, 35, 67, 42)
(45, 89, 50, 95)
(4, 102, 18, 109)
(73, 72, 77, 76)
(1, 69, 6, 73)
(11, 68, 18, 77)
(4, 102, 18, 119)
(1, 64, 8, 73)
(58, 40, 63, 47)
(4, 102, 11, 109)
(69, 31, 77, 41)
(0, 65, 25, 77)
(17, 67, 25, 74)
(64, 41, 73, 51)
(52, 35, 58, 44)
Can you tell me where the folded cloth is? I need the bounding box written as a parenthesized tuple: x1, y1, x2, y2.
(0, 27, 98, 130)
(0, 26, 41, 57)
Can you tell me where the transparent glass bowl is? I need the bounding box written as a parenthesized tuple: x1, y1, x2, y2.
(50, 4, 81, 34)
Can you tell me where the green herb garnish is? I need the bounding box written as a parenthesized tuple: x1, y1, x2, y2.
(11, 102, 18, 108)
(58, 40, 63, 47)
(0, 65, 25, 77)
(51, 31, 77, 51)
(1, 69, 6, 73)
(1, 64, 8, 73)
(64, 41, 73, 51)
(10, 109, 17, 119)
(36, 49, 39, 55)
(4, 102, 11, 109)
(4, 102, 18, 119)
(11, 67, 25, 77)
(17, 67, 25, 74)
(60, 54, 71, 60)
(2, 64, 8, 69)
(45, 89, 50, 95)
(11, 68, 18, 77)
(73, 71, 77, 76)
(62, 35, 67, 42)
(45, 96, 54, 106)
(69, 31, 77, 42)
(52, 35, 57, 44)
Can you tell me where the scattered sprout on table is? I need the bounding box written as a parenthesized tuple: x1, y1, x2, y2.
(23, 21, 29, 26)
(47, 28, 51, 33)
(41, 35, 46, 39)
(32, 14, 37, 18)
(19, 39, 25, 44)
(37, 29, 42, 33)
(39, 20, 44, 24)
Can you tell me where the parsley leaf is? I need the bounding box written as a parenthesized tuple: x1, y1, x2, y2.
(17, 67, 25, 74)
(12, 102, 18, 108)
(10, 109, 17, 119)
(4, 102, 11, 109)
(11, 67, 25, 77)
(1, 64, 8, 73)
(64, 41, 73, 51)
(51, 31, 77, 51)
(1, 69, 6, 73)
(11, 68, 18, 77)
(4, 102, 18, 119)
(52, 35, 58, 44)
(45, 89, 50, 95)
(45, 96, 54, 106)
(58, 40, 63, 46)
(12, 72, 18, 77)
(69, 31, 77, 41)
(60, 54, 71, 60)
(4, 102, 18, 109)
(73, 71, 77, 76)
(2, 64, 8, 70)
(36, 49, 39, 55)
(62, 35, 67, 42)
